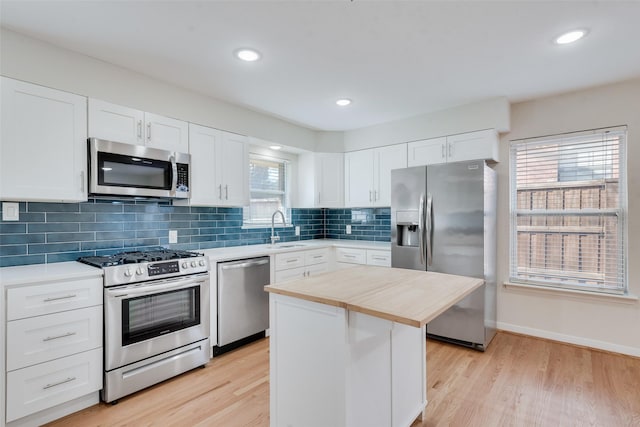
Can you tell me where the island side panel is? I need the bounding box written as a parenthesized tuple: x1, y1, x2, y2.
(269, 293, 348, 427)
(391, 323, 427, 426)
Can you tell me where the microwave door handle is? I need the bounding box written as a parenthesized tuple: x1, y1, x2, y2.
(170, 155, 178, 196)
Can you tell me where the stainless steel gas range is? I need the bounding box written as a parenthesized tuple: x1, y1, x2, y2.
(79, 249, 210, 403)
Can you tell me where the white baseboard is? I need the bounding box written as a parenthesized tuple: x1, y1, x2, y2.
(496, 322, 640, 358)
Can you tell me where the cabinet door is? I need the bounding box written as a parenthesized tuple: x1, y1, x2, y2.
(407, 137, 447, 167)
(1, 77, 87, 202)
(447, 129, 499, 163)
(218, 131, 249, 206)
(274, 266, 307, 283)
(144, 112, 189, 152)
(88, 98, 144, 145)
(344, 150, 374, 207)
(316, 153, 344, 207)
(188, 123, 221, 206)
(374, 144, 407, 206)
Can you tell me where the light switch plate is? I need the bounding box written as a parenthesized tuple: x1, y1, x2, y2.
(168, 230, 178, 244)
(346, 224, 352, 234)
(295, 226, 300, 236)
(2, 202, 19, 221)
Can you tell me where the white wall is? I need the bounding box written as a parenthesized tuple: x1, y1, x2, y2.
(342, 97, 510, 152)
(0, 28, 317, 151)
(495, 78, 640, 356)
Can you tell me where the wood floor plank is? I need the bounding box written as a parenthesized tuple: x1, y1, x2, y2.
(44, 332, 640, 427)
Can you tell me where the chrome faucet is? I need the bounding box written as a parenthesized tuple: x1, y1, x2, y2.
(271, 210, 286, 245)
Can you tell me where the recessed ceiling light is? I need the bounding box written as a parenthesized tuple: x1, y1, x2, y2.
(555, 29, 587, 45)
(270, 145, 282, 150)
(235, 48, 261, 62)
(336, 98, 352, 106)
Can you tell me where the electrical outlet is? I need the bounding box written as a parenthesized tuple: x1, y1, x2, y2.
(2, 202, 19, 221)
(346, 224, 352, 234)
(295, 226, 300, 236)
(169, 230, 178, 244)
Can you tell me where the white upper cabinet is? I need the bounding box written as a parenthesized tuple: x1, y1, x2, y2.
(345, 144, 407, 207)
(316, 153, 344, 207)
(297, 152, 344, 208)
(218, 131, 249, 207)
(446, 129, 499, 163)
(88, 98, 188, 152)
(188, 123, 248, 207)
(407, 129, 499, 166)
(1, 77, 88, 202)
(407, 136, 447, 166)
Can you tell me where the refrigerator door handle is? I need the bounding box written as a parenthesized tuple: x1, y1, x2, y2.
(418, 193, 426, 265)
(426, 193, 433, 266)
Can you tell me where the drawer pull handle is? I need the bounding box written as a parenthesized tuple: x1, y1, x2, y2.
(372, 256, 387, 260)
(43, 376, 76, 390)
(43, 294, 77, 302)
(43, 332, 77, 342)
(344, 254, 356, 258)
(286, 259, 298, 263)
(312, 255, 323, 259)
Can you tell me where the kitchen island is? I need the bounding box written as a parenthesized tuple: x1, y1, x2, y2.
(265, 266, 484, 427)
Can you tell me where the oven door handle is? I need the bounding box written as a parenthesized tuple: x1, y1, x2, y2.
(107, 276, 207, 298)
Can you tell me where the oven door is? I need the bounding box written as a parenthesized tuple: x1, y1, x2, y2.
(104, 273, 210, 371)
(89, 138, 183, 198)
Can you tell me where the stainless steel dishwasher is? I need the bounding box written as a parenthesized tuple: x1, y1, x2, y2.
(214, 256, 270, 355)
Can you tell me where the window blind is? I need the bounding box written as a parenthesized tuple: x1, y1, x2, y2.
(244, 155, 290, 224)
(509, 127, 627, 294)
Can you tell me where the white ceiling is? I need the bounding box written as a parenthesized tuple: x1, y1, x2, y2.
(2, 1, 640, 132)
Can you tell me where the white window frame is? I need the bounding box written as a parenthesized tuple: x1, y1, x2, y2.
(243, 151, 292, 227)
(509, 126, 628, 295)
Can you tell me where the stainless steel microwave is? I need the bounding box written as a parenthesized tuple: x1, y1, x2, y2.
(88, 138, 190, 199)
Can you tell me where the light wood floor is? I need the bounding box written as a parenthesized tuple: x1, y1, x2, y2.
(46, 331, 640, 427)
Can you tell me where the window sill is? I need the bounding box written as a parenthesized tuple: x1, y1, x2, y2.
(503, 282, 638, 304)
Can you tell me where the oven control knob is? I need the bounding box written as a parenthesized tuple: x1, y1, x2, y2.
(136, 267, 144, 276)
(191, 261, 197, 268)
(182, 262, 189, 269)
(199, 260, 206, 267)
(124, 268, 133, 277)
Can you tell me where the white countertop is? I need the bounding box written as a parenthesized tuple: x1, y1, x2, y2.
(203, 239, 390, 262)
(0, 261, 103, 288)
(0, 240, 390, 286)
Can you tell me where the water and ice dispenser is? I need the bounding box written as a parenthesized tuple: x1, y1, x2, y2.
(394, 210, 420, 247)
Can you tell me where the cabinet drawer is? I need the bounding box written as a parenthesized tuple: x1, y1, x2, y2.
(6, 348, 102, 422)
(366, 250, 391, 267)
(7, 306, 103, 371)
(7, 277, 102, 321)
(275, 252, 305, 271)
(335, 248, 366, 265)
(275, 266, 306, 283)
(305, 248, 329, 266)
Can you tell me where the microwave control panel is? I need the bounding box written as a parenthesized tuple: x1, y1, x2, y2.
(176, 163, 189, 192)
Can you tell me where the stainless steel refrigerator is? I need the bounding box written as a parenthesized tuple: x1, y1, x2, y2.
(391, 161, 497, 350)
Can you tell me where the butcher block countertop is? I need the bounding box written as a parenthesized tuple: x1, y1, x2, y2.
(264, 266, 484, 327)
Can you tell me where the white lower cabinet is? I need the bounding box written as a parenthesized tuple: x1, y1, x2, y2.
(6, 348, 102, 423)
(274, 248, 329, 283)
(336, 247, 391, 269)
(4, 276, 103, 425)
(269, 294, 425, 427)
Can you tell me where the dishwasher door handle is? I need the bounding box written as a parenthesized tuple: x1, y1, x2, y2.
(220, 259, 270, 270)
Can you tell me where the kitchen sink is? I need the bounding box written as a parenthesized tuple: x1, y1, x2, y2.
(274, 244, 307, 248)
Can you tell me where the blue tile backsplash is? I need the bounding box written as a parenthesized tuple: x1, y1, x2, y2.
(0, 200, 390, 267)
